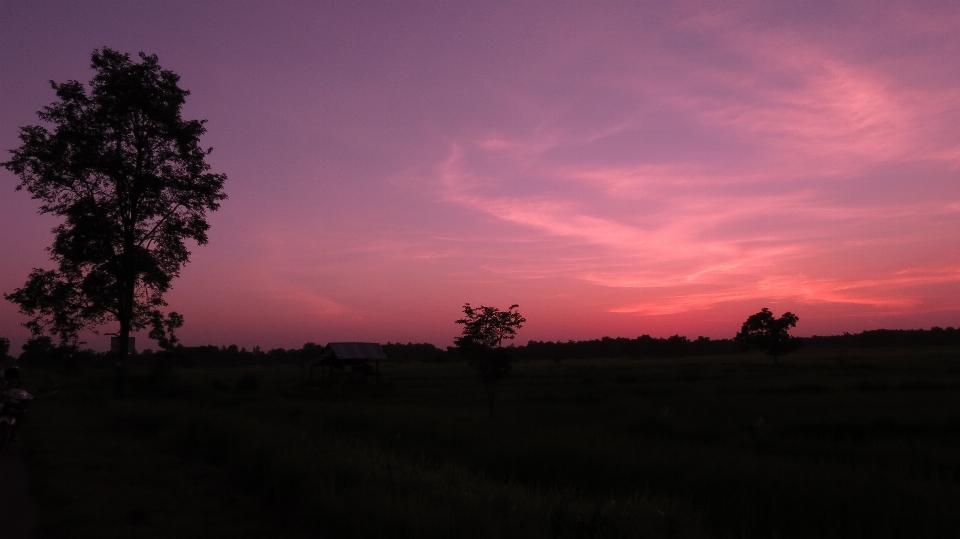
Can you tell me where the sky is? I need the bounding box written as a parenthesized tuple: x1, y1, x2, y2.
(2, 1, 960, 352)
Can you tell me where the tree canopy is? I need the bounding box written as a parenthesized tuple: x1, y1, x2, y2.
(454, 303, 526, 417)
(2, 48, 226, 360)
(454, 303, 526, 351)
(734, 308, 800, 363)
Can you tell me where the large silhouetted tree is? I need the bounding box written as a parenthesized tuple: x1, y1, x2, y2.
(2, 48, 226, 366)
(734, 308, 800, 363)
(455, 303, 526, 417)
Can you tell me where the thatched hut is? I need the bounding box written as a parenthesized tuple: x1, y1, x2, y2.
(311, 342, 388, 382)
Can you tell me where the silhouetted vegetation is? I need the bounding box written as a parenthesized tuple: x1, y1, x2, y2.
(2, 48, 226, 364)
(17, 337, 83, 367)
(516, 334, 738, 360)
(455, 303, 526, 417)
(517, 327, 960, 360)
(804, 326, 960, 348)
(735, 308, 801, 363)
(381, 342, 448, 363)
(8, 327, 960, 369)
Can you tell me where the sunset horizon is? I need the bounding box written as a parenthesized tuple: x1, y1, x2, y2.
(4, 2, 960, 353)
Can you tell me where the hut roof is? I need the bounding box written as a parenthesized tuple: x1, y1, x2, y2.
(321, 342, 388, 362)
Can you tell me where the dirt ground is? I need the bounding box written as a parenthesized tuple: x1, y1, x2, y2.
(0, 439, 39, 539)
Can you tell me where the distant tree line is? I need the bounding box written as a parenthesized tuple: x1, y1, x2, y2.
(6, 327, 960, 366)
(382, 342, 448, 363)
(515, 335, 739, 360)
(516, 327, 960, 359)
(145, 343, 322, 367)
(6, 337, 329, 368)
(802, 327, 960, 349)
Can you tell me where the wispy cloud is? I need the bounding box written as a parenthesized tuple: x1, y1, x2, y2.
(610, 267, 960, 316)
(12, 2, 960, 350)
(432, 8, 960, 323)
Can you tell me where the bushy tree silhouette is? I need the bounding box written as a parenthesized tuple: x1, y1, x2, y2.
(735, 308, 800, 363)
(454, 303, 525, 417)
(2, 48, 226, 365)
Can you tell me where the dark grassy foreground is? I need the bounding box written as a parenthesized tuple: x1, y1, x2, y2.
(19, 348, 960, 538)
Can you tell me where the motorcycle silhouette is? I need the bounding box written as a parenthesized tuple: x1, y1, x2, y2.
(0, 388, 33, 450)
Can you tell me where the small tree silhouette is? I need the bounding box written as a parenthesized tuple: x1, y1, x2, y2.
(735, 308, 800, 363)
(454, 303, 525, 418)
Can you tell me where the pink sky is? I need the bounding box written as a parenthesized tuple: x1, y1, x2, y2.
(3, 1, 960, 352)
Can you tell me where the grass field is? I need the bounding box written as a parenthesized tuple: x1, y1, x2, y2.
(19, 347, 960, 538)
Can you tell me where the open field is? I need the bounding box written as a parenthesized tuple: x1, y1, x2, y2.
(18, 347, 960, 538)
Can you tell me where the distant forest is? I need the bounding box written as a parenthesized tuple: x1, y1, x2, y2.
(518, 326, 960, 360)
(9, 326, 960, 367)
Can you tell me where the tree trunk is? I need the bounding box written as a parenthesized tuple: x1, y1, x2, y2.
(115, 259, 135, 396)
(118, 318, 130, 366)
(115, 223, 137, 395)
(114, 316, 131, 397)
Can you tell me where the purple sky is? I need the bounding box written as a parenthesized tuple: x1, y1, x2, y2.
(3, 1, 960, 352)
